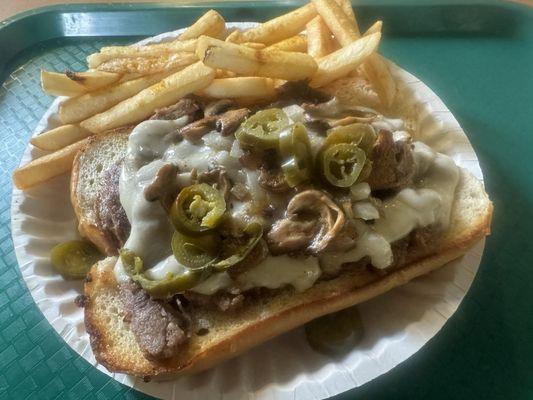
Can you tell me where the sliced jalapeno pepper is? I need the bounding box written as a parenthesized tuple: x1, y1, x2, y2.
(320, 143, 367, 187)
(171, 183, 226, 234)
(279, 122, 314, 187)
(171, 230, 221, 270)
(235, 108, 289, 149)
(120, 249, 209, 298)
(305, 306, 364, 356)
(50, 240, 102, 280)
(212, 222, 263, 272)
(325, 123, 376, 153)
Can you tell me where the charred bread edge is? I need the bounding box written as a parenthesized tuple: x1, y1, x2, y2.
(70, 127, 132, 256)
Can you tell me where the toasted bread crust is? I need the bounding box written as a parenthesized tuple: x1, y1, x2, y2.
(84, 168, 492, 378)
(70, 127, 132, 256)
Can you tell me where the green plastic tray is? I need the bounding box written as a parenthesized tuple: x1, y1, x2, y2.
(1, 1, 532, 399)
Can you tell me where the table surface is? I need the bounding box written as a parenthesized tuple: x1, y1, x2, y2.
(0, 0, 531, 21)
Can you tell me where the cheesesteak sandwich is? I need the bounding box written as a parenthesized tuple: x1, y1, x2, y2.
(71, 80, 492, 378)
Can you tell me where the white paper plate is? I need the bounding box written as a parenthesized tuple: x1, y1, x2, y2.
(11, 23, 486, 400)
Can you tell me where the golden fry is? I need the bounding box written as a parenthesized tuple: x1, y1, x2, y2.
(198, 36, 317, 81)
(266, 35, 307, 53)
(81, 62, 215, 133)
(87, 39, 197, 68)
(306, 16, 337, 58)
(364, 20, 382, 36)
(312, 0, 359, 47)
(179, 10, 226, 40)
(310, 32, 381, 87)
(13, 138, 88, 190)
(41, 70, 121, 97)
(364, 54, 396, 109)
(334, 0, 358, 32)
(201, 77, 276, 99)
(242, 42, 267, 50)
(30, 124, 92, 151)
(95, 52, 197, 75)
(60, 71, 176, 124)
(228, 4, 316, 45)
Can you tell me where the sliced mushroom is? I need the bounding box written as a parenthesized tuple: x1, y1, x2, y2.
(150, 97, 202, 121)
(267, 190, 346, 255)
(258, 166, 290, 193)
(216, 108, 250, 136)
(204, 99, 236, 117)
(197, 167, 231, 201)
(144, 163, 179, 202)
(179, 116, 217, 142)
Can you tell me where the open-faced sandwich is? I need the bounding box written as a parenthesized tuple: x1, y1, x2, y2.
(13, 0, 492, 380)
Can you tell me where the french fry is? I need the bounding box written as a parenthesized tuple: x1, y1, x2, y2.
(364, 54, 396, 109)
(30, 124, 92, 151)
(306, 16, 337, 58)
(60, 71, 178, 124)
(81, 62, 215, 133)
(179, 10, 226, 40)
(13, 138, 88, 190)
(87, 39, 197, 68)
(365, 20, 382, 36)
(312, 0, 358, 47)
(334, 0, 358, 32)
(227, 3, 316, 45)
(225, 30, 242, 43)
(201, 77, 276, 99)
(198, 36, 317, 81)
(267, 35, 307, 53)
(95, 52, 197, 75)
(41, 70, 121, 97)
(242, 42, 267, 50)
(310, 32, 381, 88)
(215, 69, 237, 78)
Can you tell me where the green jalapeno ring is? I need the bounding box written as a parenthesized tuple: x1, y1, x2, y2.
(50, 240, 103, 280)
(172, 230, 221, 270)
(325, 123, 376, 153)
(305, 306, 364, 356)
(120, 249, 210, 298)
(321, 143, 367, 188)
(279, 122, 314, 187)
(171, 183, 226, 234)
(235, 108, 289, 149)
(212, 222, 263, 272)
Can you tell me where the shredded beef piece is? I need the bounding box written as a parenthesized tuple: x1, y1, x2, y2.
(95, 163, 130, 252)
(230, 182, 251, 201)
(367, 130, 415, 191)
(183, 290, 245, 313)
(180, 116, 217, 141)
(144, 163, 179, 202)
(119, 282, 189, 360)
(258, 166, 290, 193)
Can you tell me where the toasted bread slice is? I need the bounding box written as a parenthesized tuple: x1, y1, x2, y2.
(70, 128, 131, 255)
(83, 168, 492, 378)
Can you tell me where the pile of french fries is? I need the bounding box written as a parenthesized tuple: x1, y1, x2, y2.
(13, 0, 396, 191)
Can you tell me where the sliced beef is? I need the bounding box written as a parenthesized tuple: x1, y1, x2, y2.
(95, 163, 131, 252)
(367, 130, 415, 192)
(183, 290, 245, 313)
(119, 282, 189, 360)
(180, 108, 250, 141)
(150, 97, 202, 121)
